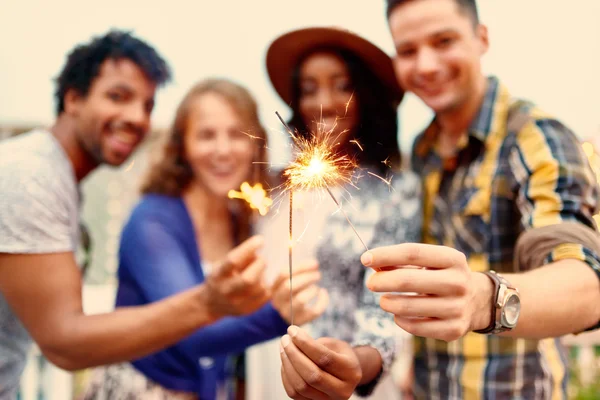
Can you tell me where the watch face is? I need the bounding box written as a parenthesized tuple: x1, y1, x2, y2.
(503, 293, 521, 327)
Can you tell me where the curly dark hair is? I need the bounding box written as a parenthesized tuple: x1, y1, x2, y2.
(54, 29, 171, 115)
(386, 0, 479, 25)
(288, 47, 401, 174)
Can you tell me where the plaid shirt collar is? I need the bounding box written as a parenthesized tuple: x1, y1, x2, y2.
(414, 76, 507, 159)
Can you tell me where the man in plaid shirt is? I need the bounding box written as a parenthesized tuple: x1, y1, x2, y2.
(362, 0, 600, 399)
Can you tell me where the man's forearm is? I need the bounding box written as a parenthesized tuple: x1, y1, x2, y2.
(44, 285, 217, 370)
(472, 259, 600, 339)
(353, 346, 383, 386)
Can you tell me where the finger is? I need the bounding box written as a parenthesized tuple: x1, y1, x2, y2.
(217, 235, 264, 275)
(272, 272, 321, 305)
(293, 285, 320, 305)
(239, 257, 267, 289)
(242, 288, 270, 304)
(393, 316, 468, 342)
(240, 292, 271, 314)
(272, 259, 319, 288)
(281, 333, 345, 398)
(287, 326, 359, 383)
(361, 243, 466, 270)
(281, 344, 329, 400)
(311, 288, 329, 317)
(225, 257, 267, 298)
(281, 367, 312, 400)
(221, 271, 266, 300)
(294, 288, 329, 325)
(379, 293, 464, 319)
(275, 258, 317, 275)
(242, 286, 271, 303)
(286, 271, 322, 296)
(291, 259, 319, 276)
(367, 268, 466, 296)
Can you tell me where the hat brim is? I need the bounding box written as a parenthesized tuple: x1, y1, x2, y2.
(266, 27, 403, 107)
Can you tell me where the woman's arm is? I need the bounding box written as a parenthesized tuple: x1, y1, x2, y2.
(121, 213, 289, 361)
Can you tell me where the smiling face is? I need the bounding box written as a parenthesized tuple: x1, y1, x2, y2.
(183, 92, 255, 198)
(388, 0, 488, 114)
(66, 58, 157, 166)
(297, 51, 359, 145)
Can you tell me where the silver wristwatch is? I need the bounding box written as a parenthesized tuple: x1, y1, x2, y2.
(474, 270, 521, 334)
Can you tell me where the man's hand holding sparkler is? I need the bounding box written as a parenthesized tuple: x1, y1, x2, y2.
(361, 243, 493, 342)
(280, 326, 365, 400)
(202, 236, 272, 319)
(270, 259, 329, 325)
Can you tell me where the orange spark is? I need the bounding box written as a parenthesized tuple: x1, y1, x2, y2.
(277, 112, 357, 193)
(367, 171, 392, 185)
(283, 136, 356, 192)
(228, 182, 273, 216)
(344, 93, 354, 115)
(350, 139, 363, 151)
(241, 131, 263, 141)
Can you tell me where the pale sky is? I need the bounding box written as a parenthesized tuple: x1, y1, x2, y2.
(1, 0, 599, 164)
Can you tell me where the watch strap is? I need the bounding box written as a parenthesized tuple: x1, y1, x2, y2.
(473, 271, 500, 334)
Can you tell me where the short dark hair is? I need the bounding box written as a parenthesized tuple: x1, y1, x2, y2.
(54, 29, 171, 115)
(288, 47, 401, 174)
(386, 0, 479, 25)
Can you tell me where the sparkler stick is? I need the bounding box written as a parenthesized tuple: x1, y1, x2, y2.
(277, 112, 296, 326)
(289, 191, 294, 325)
(235, 110, 378, 326)
(275, 112, 370, 326)
(276, 111, 294, 139)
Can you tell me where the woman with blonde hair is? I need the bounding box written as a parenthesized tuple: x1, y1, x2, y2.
(83, 78, 327, 400)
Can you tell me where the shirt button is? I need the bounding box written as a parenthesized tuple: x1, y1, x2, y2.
(199, 357, 214, 369)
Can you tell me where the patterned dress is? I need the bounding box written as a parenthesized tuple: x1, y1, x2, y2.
(81, 363, 199, 400)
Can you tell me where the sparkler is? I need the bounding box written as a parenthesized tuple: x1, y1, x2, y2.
(275, 111, 369, 325)
(230, 105, 383, 325)
(275, 111, 368, 252)
(227, 182, 273, 216)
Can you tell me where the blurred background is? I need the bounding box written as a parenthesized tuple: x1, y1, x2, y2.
(1, 0, 600, 398)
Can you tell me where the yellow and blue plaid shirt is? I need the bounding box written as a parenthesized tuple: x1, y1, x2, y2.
(410, 76, 600, 400)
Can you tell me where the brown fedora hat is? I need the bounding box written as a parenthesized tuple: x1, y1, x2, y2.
(266, 26, 404, 107)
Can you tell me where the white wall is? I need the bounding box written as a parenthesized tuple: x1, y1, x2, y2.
(1, 0, 599, 164)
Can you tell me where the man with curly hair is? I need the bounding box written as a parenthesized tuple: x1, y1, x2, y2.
(0, 30, 271, 400)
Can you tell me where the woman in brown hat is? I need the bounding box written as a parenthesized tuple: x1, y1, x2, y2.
(249, 27, 422, 399)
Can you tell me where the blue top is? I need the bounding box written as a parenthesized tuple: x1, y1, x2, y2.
(115, 194, 289, 399)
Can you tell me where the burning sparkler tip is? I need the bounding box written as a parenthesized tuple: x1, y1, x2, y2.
(228, 182, 273, 216)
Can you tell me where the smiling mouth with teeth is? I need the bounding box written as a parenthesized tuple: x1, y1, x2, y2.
(113, 131, 138, 144)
